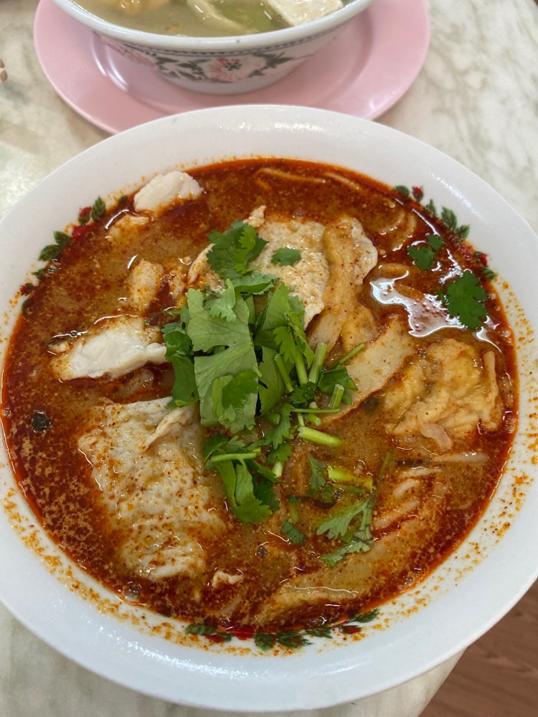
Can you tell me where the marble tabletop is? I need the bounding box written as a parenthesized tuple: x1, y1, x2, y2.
(0, 1, 537, 715)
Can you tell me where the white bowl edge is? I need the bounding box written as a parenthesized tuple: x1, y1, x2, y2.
(0, 105, 536, 711)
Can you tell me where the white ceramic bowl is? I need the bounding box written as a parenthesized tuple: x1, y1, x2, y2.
(52, 0, 373, 94)
(0, 106, 537, 711)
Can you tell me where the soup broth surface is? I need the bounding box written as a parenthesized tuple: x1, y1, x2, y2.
(2, 159, 516, 634)
(77, 0, 290, 36)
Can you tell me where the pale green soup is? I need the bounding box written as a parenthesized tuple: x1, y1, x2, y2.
(75, 0, 348, 37)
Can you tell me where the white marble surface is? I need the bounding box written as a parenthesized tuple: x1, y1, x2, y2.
(0, 1, 537, 715)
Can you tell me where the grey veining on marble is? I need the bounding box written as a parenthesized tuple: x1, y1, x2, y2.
(0, 0, 537, 716)
(380, 0, 538, 231)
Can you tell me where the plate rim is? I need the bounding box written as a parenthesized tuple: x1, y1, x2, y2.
(33, 0, 430, 134)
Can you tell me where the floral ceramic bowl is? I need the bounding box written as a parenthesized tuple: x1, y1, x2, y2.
(52, 0, 373, 95)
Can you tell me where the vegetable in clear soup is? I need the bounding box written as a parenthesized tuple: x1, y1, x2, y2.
(2, 159, 516, 643)
(75, 0, 347, 36)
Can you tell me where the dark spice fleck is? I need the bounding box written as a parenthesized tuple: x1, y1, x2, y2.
(31, 410, 52, 433)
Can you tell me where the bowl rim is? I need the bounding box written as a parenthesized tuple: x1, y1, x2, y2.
(51, 0, 373, 50)
(0, 105, 536, 711)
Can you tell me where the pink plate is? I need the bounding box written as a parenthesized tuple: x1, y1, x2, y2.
(34, 0, 429, 134)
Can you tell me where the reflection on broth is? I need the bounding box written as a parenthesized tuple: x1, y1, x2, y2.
(75, 0, 348, 36)
(2, 159, 516, 640)
(370, 270, 460, 338)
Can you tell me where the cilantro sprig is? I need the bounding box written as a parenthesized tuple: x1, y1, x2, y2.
(407, 233, 444, 271)
(440, 270, 488, 331)
(161, 220, 355, 526)
(207, 221, 274, 295)
(271, 247, 302, 266)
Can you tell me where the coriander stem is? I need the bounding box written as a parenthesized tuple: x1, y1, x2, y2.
(275, 354, 293, 393)
(210, 450, 260, 464)
(291, 407, 340, 414)
(297, 414, 305, 427)
(309, 415, 322, 427)
(378, 450, 394, 480)
(308, 343, 328, 384)
(298, 426, 343, 448)
(336, 343, 365, 367)
(295, 354, 308, 386)
(273, 462, 283, 478)
(329, 383, 344, 409)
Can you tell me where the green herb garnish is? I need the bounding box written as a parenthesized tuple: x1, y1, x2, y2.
(440, 270, 488, 330)
(271, 247, 302, 266)
(281, 519, 306, 545)
(321, 497, 374, 567)
(317, 501, 369, 540)
(408, 233, 444, 271)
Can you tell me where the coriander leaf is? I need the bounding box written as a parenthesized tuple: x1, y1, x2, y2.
(221, 369, 258, 410)
(482, 267, 496, 281)
(317, 501, 367, 540)
(231, 272, 274, 296)
(271, 247, 301, 266)
(248, 460, 279, 484)
(308, 455, 326, 494)
(196, 343, 258, 428)
(408, 245, 435, 271)
(207, 221, 267, 279)
(273, 325, 297, 366)
(162, 321, 193, 357)
(321, 498, 374, 566)
(267, 442, 292, 466)
(234, 461, 272, 522)
(203, 434, 228, 461)
(215, 460, 271, 524)
(162, 322, 197, 406)
(322, 540, 370, 567)
(394, 185, 410, 198)
(259, 347, 285, 414)
(211, 369, 258, 433)
(307, 455, 338, 505)
(91, 196, 106, 221)
(169, 355, 197, 406)
(281, 519, 305, 545)
(426, 234, 444, 251)
(287, 309, 314, 366)
(255, 283, 305, 347)
(251, 475, 280, 513)
(440, 270, 488, 330)
(186, 289, 251, 352)
(289, 381, 317, 406)
(207, 281, 236, 322)
(263, 403, 292, 450)
(318, 365, 356, 402)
